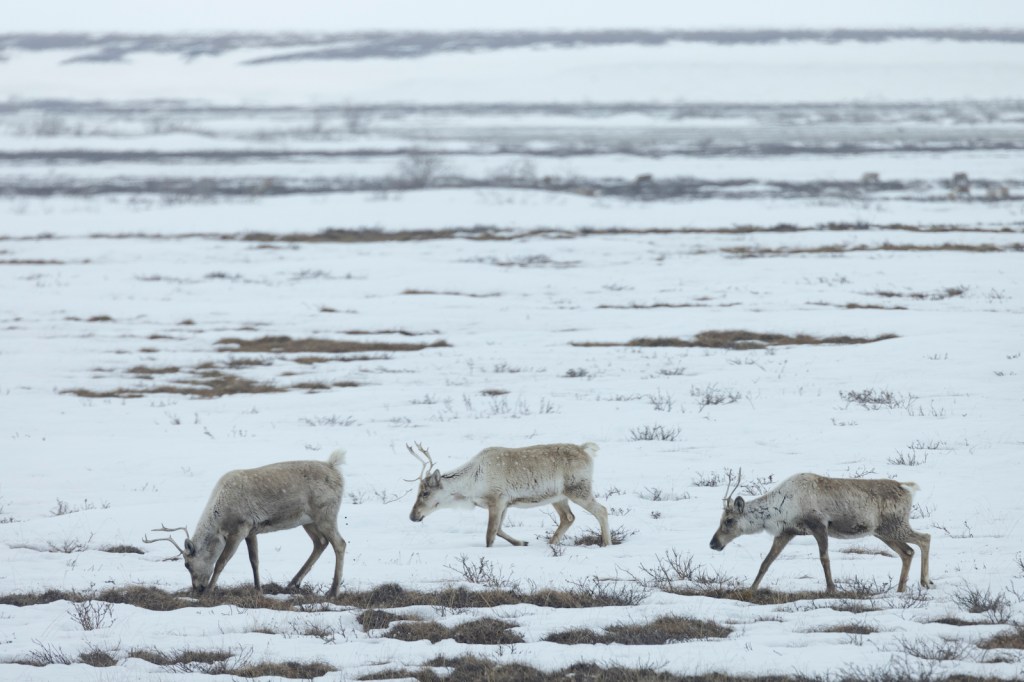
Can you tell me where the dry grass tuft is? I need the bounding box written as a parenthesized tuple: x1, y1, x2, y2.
(126, 646, 332, 678)
(979, 624, 1024, 650)
(77, 646, 119, 667)
(545, 614, 732, 645)
(127, 365, 180, 376)
(127, 647, 234, 667)
(402, 289, 499, 298)
(930, 616, 979, 626)
(574, 329, 896, 350)
(809, 623, 879, 636)
(725, 242, 1024, 257)
(572, 525, 635, 546)
(345, 328, 436, 336)
(385, 617, 524, 644)
(291, 354, 385, 364)
(230, 660, 336, 679)
(358, 609, 408, 631)
(360, 655, 798, 682)
(64, 370, 286, 399)
(0, 578, 645, 616)
(216, 335, 450, 353)
(100, 544, 144, 554)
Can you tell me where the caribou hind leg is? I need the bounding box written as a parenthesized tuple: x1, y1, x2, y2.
(549, 500, 576, 544)
(906, 530, 933, 588)
(289, 524, 329, 590)
(567, 493, 611, 546)
(878, 536, 915, 592)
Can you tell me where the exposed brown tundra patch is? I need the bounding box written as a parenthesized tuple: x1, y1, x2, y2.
(216, 335, 450, 353)
(573, 329, 896, 350)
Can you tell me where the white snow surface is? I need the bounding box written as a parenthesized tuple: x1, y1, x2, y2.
(2, 9, 1024, 682)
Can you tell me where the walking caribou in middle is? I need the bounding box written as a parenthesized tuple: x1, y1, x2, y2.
(406, 441, 611, 547)
(709, 469, 933, 593)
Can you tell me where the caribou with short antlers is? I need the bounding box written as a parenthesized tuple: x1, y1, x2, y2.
(144, 450, 347, 596)
(407, 441, 611, 547)
(709, 469, 933, 592)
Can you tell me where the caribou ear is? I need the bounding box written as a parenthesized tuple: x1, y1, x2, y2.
(428, 470, 441, 487)
(184, 539, 196, 555)
(733, 497, 745, 513)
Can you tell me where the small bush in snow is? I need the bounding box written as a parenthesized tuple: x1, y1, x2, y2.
(692, 470, 725, 487)
(952, 583, 1012, 624)
(740, 474, 776, 496)
(446, 555, 520, 591)
(647, 390, 674, 411)
(896, 634, 974, 661)
(840, 388, 916, 410)
(628, 425, 680, 441)
(69, 600, 115, 631)
(572, 525, 635, 546)
(887, 449, 929, 466)
(691, 384, 742, 410)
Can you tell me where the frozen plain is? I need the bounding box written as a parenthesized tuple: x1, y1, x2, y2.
(2, 6, 1024, 681)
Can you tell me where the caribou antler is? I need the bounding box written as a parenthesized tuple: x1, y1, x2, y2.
(403, 442, 435, 482)
(142, 524, 190, 556)
(722, 467, 743, 508)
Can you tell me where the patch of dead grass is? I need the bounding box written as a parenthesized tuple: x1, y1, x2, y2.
(574, 329, 896, 350)
(385, 617, 523, 645)
(344, 329, 437, 336)
(127, 365, 180, 376)
(725, 242, 1024, 257)
(979, 624, 1024, 649)
(63, 370, 286, 399)
(127, 647, 234, 667)
(572, 525, 635, 546)
(545, 614, 731, 645)
(100, 544, 144, 554)
(807, 622, 879, 635)
(402, 289, 499, 298)
(358, 609, 409, 631)
(930, 616, 980, 626)
(291, 354, 385, 364)
(216, 335, 450, 353)
(361, 655, 800, 682)
(663, 584, 884, 607)
(0, 580, 643, 613)
(598, 301, 740, 309)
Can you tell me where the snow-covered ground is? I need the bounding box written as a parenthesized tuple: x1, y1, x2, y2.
(2, 7, 1024, 681)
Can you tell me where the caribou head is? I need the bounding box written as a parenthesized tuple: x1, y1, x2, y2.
(710, 468, 744, 551)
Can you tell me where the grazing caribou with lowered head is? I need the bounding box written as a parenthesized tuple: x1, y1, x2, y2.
(407, 441, 611, 547)
(144, 449, 347, 597)
(709, 470, 933, 593)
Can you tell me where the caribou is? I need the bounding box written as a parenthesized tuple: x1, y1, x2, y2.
(144, 450, 347, 597)
(406, 441, 611, 547)
(710, 469, 933, 593)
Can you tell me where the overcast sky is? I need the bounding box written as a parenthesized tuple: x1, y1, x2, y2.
(7, 1, 1024, 32)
